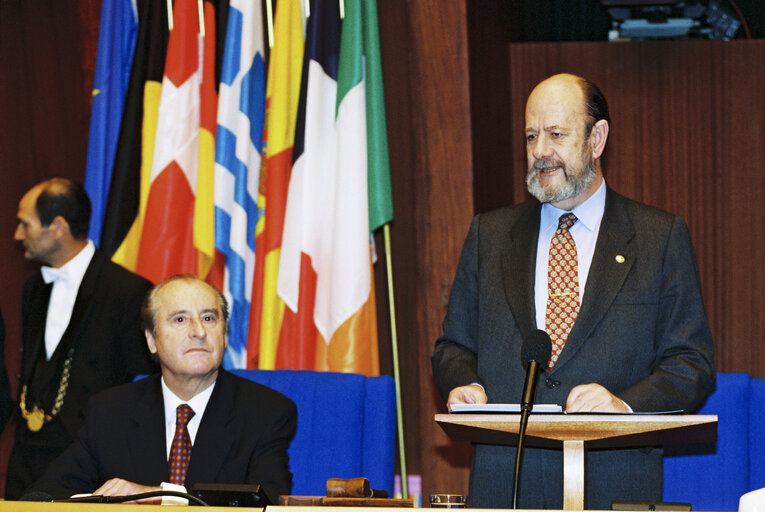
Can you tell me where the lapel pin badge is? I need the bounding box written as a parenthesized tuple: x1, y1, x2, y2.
(615, 255, 625, 263)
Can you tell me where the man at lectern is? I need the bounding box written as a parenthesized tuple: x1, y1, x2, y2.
(26, 275, 297, 504)
(432, 73, 715, 509)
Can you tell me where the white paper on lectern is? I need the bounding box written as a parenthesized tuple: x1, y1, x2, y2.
(449, 403, 563, 413)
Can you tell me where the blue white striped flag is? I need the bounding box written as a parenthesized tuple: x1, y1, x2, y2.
(214, 0, 267, 368)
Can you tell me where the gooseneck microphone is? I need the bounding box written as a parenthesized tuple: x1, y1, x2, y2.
(512, 329, 552, 509)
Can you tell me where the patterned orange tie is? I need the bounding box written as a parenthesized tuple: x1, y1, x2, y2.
(169, 404, 195, 485)
(546, 213, 579, 368)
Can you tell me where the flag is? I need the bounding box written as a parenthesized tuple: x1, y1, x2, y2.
(195, 0, 219, 281)
(275, 0, 340, 370)
(84, 0, 138, 245)
(135, 0, 218, 283)
(100, 0, 169, 268)
(214, 0, 267, 369)
(276, 0, 393, 375)
(353, 0, 394, 233)
(246, 0, 304, 369)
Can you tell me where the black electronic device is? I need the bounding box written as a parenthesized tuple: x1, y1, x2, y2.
(612, 500, 692, 511)
(190, 483, 272, 507)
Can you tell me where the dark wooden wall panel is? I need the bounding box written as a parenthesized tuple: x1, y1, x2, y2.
(375, 0, 421, 483)
(467, 1, 516, 213)
(379, 0, 477, 499)
(723, 43, 765, 375)
(399, 0, 475, 500)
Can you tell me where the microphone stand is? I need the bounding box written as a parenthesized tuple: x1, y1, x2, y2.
(512, 402, 532, 509)
(512, 360, 540, 509)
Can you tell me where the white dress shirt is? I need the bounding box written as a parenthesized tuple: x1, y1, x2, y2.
(158, 378, 216, 503)
(160, 378, 216, 459)
(41, 240, 95, 360)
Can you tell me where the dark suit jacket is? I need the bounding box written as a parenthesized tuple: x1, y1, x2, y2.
(16, 249, 155, 442)
(432, 188, 715, 509)
(28, 370, 297, 502)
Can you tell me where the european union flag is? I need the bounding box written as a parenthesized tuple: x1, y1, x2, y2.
(84, 0, 138, 245)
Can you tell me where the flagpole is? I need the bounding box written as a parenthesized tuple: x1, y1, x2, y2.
(166, 0, 174, 31)
(266, 0, 275, 48)
(383, 222, 408, 498)
(197, 0, 205, 37)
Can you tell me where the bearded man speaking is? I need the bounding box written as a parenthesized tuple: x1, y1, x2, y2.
(431, 73, 714, 510)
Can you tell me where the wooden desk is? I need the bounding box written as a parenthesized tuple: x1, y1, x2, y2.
(0, 502, 261, 511)
(0, 503, 617, 512)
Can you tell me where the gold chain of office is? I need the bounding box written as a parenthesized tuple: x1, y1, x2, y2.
(19, 347, 74, 432)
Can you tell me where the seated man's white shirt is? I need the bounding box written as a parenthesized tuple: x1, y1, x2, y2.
(159, 378, 216, 504)
(161, 378, 216, 457)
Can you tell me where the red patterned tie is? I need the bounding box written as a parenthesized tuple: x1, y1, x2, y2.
(546, 213, 579, 368)
(169, 404, 195, 485)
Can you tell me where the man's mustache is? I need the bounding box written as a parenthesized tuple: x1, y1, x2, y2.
(531, 159, 564, 172)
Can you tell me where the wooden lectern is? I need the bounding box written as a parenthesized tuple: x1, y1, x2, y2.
(436, 413, 717, 511)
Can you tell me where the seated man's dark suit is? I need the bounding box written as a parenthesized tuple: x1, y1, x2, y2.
(6, 250, 154, 499)
(432, 188, 715, 510)
(28, 369, 297, 502)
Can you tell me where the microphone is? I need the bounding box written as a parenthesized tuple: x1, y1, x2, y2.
(520, 329, 552, 413)
(512, 329, 552, 509)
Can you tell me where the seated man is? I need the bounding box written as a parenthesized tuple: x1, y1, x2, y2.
(26, 275, 297, 503)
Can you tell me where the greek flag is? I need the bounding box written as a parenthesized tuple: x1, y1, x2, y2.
(214, 0, 266, 369)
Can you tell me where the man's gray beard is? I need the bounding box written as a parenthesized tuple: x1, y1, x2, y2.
(526, 160, 597, 204)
